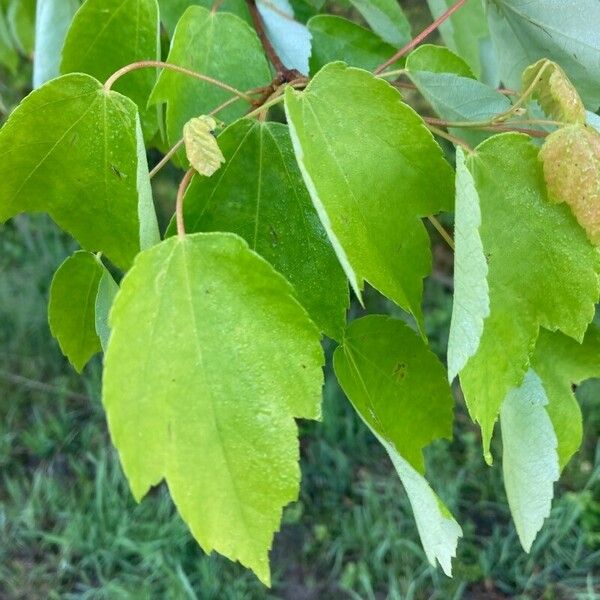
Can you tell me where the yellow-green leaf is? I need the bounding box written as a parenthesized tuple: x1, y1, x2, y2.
(183, 115, 225, 176)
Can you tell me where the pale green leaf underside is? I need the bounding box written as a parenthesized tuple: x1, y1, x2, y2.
(308, 15, 400, 74)
(532, 326, 600, 469)
(178, 119, 349, 340)
(447, 148, 489, 381)
(149, 6, 270, 163)
(486, 0, 600, 110)
(102, 232, 324, 585)
(0, 73, 158, 269)
(458, 134, 600, 461)
(61, 0, 160, 139)
(284, 62, 454, 330)
(333, 315, 460, 575)
(348, 0, 411, 47)
(95, 268, 119, 353)
(500, 370, 559, 552)
(33, 0, 79, 88)
(48, 251, 103, 373)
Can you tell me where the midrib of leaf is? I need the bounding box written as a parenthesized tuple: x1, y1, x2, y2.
(179, 239, 254, 540)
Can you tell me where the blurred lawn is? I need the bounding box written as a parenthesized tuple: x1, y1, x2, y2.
(1, 3, 600, 598)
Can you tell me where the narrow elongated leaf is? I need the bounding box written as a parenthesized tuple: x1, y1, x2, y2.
(285, 63, 454, 330)
(532, 326, 600, 469)
(453, 134, 600, 461)
(103, 232, 324, 586)
(348, 0, 411, 47)
(426, 0, 491, 79)
(33, 0, 79, 88)
(48, 251, 103, 372)
(500, 370, 559, 552)
(158, 0, 251, 34)
(61, 0, 160, 139)
(178, 119, 348, 339)
(447, 148, 489, 381)
(0, 74, 159, 269)
(486, 0, 600, 110)
(149, 6, 270, 162)
(95, 268, 119, 353)
(257, 0, 311, 75)
(308, 15, 400, 74)
(334, 315, 461, 575)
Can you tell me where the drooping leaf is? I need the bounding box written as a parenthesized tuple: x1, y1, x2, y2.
(48, 251, 103, 372)
(348, 0, 411, 47)
(532, 326, 600, 469)
(308, 15, 400, 74)
(451, 133, 600, 461)
(426, 0, 492, 80)
(486, 0, 600, 110)
(256, 0, 311, 75)
(500, 370, 559, 552)
(61, 0, 160, 139)
(0, 73, 160, 269)
(522, 59, 586, 125)
(33, 0, 79, 88)
(333, 315, 461, 575)
(149, 6, 271, 163)
(175, 119, 348, 339)
(284, 63, 454, 330)
(539, 124, 600, 245)
(405, 45, 511, 146)
(95, 268, 119, 353)
(158, 0, 251, 35)
(183, 115, 225, 176)
(447, 148, 489, 381)
(102, 232, 324, 585)
(7, 0, 35, 56)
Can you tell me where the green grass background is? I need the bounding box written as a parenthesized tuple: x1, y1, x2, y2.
(1, 3, 600, 597)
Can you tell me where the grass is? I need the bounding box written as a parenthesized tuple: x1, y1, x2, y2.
(1, 216, 599, 599)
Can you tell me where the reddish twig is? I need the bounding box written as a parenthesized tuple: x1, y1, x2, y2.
(176, 169, 195, 238)
(374, 0, 469, 74)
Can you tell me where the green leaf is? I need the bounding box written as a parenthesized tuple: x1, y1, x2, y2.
(48, 251, 103, 372)
(333, 315, 461, 575)
(0, 7, 18, 73)
(522, 59, 586, 125)
(451, 133, 600, 461)
(95, 268, 119, 353)
(405, 45, 511, 146)
(539, 124, 600, 245)
(7, 0, 35, 56)
(176, 119, 349, 339)
(61, 0, 160, 140)
(307, 15, 400, 74)
(532, 326, 600, 469)
(256, 0, 311, 75)
(158, 0, 251, 35)
(33, 0, 79, 88)
(447, 148, 489, 381)
(500, 369, 559, 552)
(486, 0, 600, 110)
(284, 63, 454, 330)
(102, 232, 324, 585)
(426, 0, 492, 80)
(149, 6, 271, 163)
(348, 0, 411, 47)
(406, 44, 474, 78)
(0, 73, 160, 269)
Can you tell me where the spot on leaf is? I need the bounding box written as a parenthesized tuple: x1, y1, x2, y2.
(522, 59, 586, 124)
(183, 115, 226, 177)
(539, 124, 600, 245)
